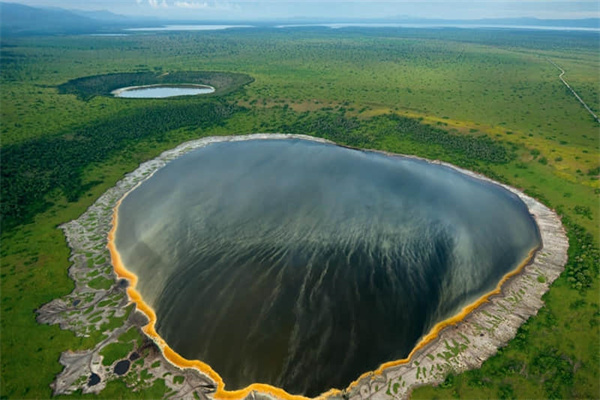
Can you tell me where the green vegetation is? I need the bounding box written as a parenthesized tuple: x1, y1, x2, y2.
(1, 27, 598, 399)
(1, 101, 240, 229)
(87, 276, 113, 290)
(55, 378, 169, 400)
(279, 112, 513, 164)
(118, 327, 144, 348)
(99, 305, 134, 333)
(100, 342, 133, 366)
(96, 326, 142, 369)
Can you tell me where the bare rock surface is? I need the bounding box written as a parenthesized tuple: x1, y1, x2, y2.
(37, 134, 568, 400)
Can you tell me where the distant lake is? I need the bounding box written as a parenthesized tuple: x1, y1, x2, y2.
(126, 25, 253, 31)
(122, 23, 600, 33)
(88, 33, 130, 37)
(275, 23, 600, 32)
(115, 138, 541, 396)
(111, 84, 215, 98)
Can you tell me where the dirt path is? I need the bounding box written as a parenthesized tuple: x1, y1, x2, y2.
(547, 58, 599, 123)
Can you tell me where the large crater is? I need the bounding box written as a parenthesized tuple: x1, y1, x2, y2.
(113, 138, 541, 397)
(57, 71, 253, 100)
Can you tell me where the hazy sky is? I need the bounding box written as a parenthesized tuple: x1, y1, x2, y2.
(9, 0, 600, 20)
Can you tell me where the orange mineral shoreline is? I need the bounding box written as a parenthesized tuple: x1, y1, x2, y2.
(108, 190, 311, 400)
(339, 245, 538, 395)
(107, 175, 539, 400)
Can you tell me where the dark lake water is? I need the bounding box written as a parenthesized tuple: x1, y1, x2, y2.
(112, 85, 215, 98)
(115, 139, 540, 396)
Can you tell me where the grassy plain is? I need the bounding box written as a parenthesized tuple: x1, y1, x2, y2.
(1, 27, 599, 399)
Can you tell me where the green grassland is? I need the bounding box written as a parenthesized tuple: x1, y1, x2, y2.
(1, 27, 598, 399)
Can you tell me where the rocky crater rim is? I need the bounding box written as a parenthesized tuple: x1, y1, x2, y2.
(56, 71, 254, 99)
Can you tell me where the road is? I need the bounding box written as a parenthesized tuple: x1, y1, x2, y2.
(547, 58, 600, 124)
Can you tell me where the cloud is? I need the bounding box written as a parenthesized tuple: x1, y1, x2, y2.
(174, 1, 209, 8)
(147, 0, 168, 8)
(174, 0, 238, 10)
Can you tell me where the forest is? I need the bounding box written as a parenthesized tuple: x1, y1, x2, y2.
(1, 100, 241, 229)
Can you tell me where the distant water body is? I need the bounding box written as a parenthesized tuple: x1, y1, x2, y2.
(124, 24, 599, 32)
(275, 23, 600, 31)
(112, 85, 215, 98)
(115, 139, 540, 396)
(126, 25, 253, 31)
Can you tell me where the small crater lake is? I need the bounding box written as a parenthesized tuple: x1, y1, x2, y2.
(114, 138, 541, 396)
(111, 84, 215, 98)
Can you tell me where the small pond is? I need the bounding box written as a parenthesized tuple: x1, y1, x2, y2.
(111, 84, 215, 98)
